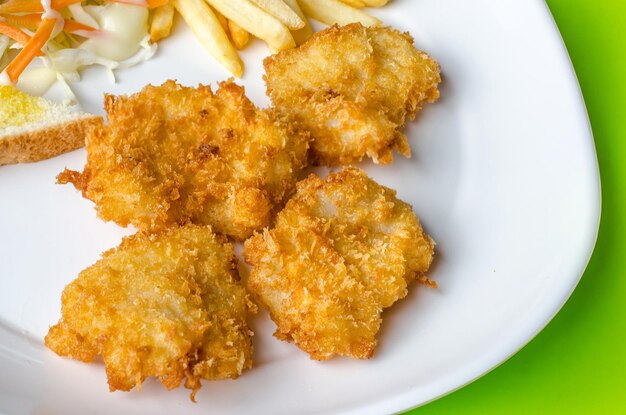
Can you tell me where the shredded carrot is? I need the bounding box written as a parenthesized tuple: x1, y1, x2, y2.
(4, 13, 96, 34)
(63, 20, 97, 33)
(0, 0, 43, 14)
(0, 21, 33, 45)
(52, 0, 84, 10)
(110, 0, 171, 9)
(0, 0, 81, 14)
(5, 19, 56, 84)
(2, 14, 43, 31)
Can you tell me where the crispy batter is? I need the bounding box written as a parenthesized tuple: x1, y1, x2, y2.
(264, 23, 441, 165)
(45, 225, 256, 397)
(57, 80, 309, 240)
(244, 168, 435, 360)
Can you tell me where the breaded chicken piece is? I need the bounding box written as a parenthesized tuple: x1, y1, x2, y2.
(45, 225, 256, 398)
(244, 168, 434, 360)
(58, 80, 309, 240)
(264, 23, 441, 166)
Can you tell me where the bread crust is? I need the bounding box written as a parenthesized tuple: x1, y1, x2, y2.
(0, 116, 102, 166)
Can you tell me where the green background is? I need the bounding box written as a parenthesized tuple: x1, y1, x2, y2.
(407, 1, 626, 414)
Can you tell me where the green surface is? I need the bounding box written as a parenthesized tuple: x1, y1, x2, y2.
(407, 1, 626, 414)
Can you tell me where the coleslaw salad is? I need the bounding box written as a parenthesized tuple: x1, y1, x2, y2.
(0, 1, 162, 104)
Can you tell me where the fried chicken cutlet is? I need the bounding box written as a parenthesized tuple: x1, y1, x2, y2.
(58, 81, 309, 240)
(244, 168, 435, 360)
(264, 24, 441, 166)
(45, 225, 256, 398)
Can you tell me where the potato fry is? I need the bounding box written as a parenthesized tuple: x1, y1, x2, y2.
(362, 0, 391, 6)
(207, 0, 295, 51)
(340, 0, 365, 7)
(248, 0, 305, 29)
(228, 20, 250, 49)
(283, 0, 313, 45)
(212, 6, 230, 35)
(299, 0, 381, 27)
(174, 0, 243, 76)
(150, 3, 175, 43)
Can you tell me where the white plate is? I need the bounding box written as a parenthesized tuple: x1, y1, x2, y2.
(0, 0, 600, 414)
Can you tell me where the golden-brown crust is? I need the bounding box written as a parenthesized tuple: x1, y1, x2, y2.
(264, 23, 441, 166)
(244, 168, 435, 360)
(0, 116, 101, 166)
(45, 224, 256, 396)
(58, 80, 309, 240)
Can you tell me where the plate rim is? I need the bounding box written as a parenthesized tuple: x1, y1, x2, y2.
(0, 1, 602, 413)
(349, 1, 602, 413)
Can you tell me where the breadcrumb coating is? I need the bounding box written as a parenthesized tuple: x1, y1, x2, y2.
(264, 24, 441, 166)
(58, 80, 309, 240)
(244, 168, 435, 360)
(45, 225, 256, 398)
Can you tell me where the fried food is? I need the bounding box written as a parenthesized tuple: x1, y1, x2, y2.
(175, 0, 244, 77)
(298, 0, 381, 27)
(248, 0, 306, 30)
(58, 80, 309, 240)
(282, 0, 313, 45)
(45, 225, 256, 398)
(264, 23, 441, 165)
(150, 3, 175, 43)
(207, 0, 296, 52)
(244, 168, 435, 360)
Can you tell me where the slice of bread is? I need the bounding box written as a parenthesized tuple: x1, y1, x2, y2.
(0, 85, 101, 166)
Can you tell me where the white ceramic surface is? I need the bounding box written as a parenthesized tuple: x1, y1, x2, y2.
(0, 1, 600, 414)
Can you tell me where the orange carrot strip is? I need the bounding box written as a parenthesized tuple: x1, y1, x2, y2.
(0, 21, 33, 45)
(6, 19, 56, 83)
(0, 0, 167, 13)
(4, 14, 96, 33)
(0, 20, 43, 56)
(2, 14, 42, 31)
(0, 0, 42, 14)
(0, 0, 81, 14)
(109, 0, 170, 9)
(63, 20, 97, 33)
(52, 0, 83, 10)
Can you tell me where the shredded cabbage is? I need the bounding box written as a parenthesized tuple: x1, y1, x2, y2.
(0, 2, 156, 103)
(42, 33, 157, 105)
(68, 3, 101, 30)
(0, 35, 9, 58)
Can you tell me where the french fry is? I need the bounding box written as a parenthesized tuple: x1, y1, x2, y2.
(340, 0, 366, 8)
(228, 20, 250, 49)
(299, 0, 381, 27)
(212, 6, 230, 36)
(207, 0, 295, 51)
(174, 0, 243, 76)
(150, 3, 175, 43)
(361, 0, 391, 6)
(248, 0, 305, 30)
(113, 0, 171, 8)
(283, 0, 313, 45)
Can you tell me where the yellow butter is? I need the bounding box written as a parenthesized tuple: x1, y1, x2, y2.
(0, 85, 45, 129)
